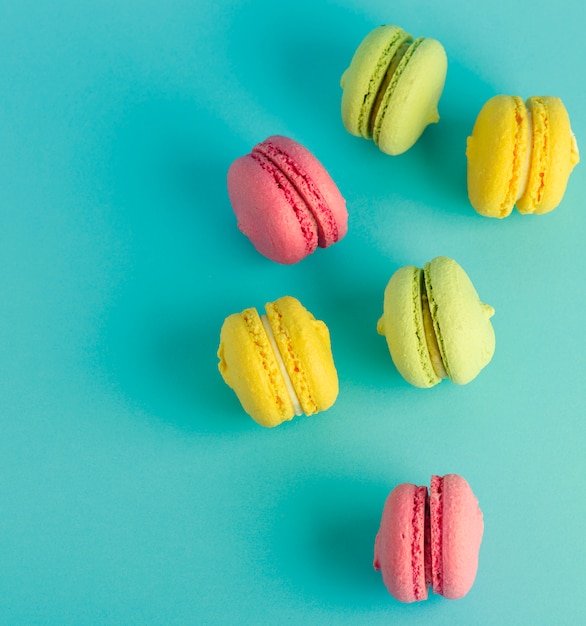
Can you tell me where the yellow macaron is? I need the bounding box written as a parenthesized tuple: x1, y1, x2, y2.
(466, 95, 579, 218)
(218, 296, 338, 427)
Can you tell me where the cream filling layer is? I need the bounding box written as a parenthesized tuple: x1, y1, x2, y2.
(369, 40, 411, 136)
(516, 110, 533, 201)
(261, 315, 303, 416)
(421, 293, 448, 380)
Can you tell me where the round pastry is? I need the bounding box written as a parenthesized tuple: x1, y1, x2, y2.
(340, 24, 447, 155)
(374, 474, 484, 602)
(217, 296, 338, 427)
(377, 256, 495, 387)
(467, 95, 580, 217)
(227, 135, 347, 264)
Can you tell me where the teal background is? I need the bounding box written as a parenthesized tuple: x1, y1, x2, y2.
(1, 0, 584, 624)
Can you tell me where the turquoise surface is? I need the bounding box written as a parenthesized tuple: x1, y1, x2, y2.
(1, 1, 584, 623)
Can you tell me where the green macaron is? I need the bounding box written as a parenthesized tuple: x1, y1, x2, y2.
(340, 25, 447, 155)
(377, 257, 495, 388)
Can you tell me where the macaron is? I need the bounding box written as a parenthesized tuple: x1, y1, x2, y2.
(217, 296, 338, 427)
(377, 256, 495, 388)
(374, 474, 484, 603)
(340, 24, 447, 155)
(227, 135, 348, 264)
(467, 95, 580, 217)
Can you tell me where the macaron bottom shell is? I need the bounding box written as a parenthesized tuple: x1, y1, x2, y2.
(340, 25, 411, 140)
(374, 37, 447, 156)
(218, 305, 297, 427)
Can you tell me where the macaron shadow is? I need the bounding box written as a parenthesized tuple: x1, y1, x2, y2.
(224, 3, 371, 143)
(98, 296, 250, 434)
(329, 290, 407, 391)
(97, 100, 260, 434)
(312, 254, 409, 391)
(150, 315, 248, 432)
(412, 58, 496, 214)
(338, 57, 496, 219)
(266, 475, 391, 606)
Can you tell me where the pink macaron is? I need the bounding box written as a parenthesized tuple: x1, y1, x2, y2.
(227, 135, 348, 264)
(374, 474, 484, 603)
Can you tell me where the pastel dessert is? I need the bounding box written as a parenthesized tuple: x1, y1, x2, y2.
(377, 256, 495, 387)
(227, 135, 348, 264)
(467, 95, 580, 217)
(217, 296, 338, 427)
(374, 474, 484, 603)
(340, 24, 447, 155)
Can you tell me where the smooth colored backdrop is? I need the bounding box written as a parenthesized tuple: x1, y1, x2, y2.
(1, 1, 584, 624)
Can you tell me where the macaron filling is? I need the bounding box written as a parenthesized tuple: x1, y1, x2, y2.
(519, 96, 550, 210)
(429, 475, 444, 595)
(369, 38, 412, 137)
(260, 314, 303, 416)
(372, 37, 424, 146)
(420, 277, 448, 380)
(252, 141, 339, 248)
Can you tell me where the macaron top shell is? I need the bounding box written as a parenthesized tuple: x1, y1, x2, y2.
(374, 37, 447, 156)
(424, 257, 495, 385)
(227, 136, 347, 264)
(374, 483, 429, 603)
(430, 474, 484, 600)
(517, 96, 580, 215)
(466, 95, 528, 218)
(265, 296, 338, 416)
